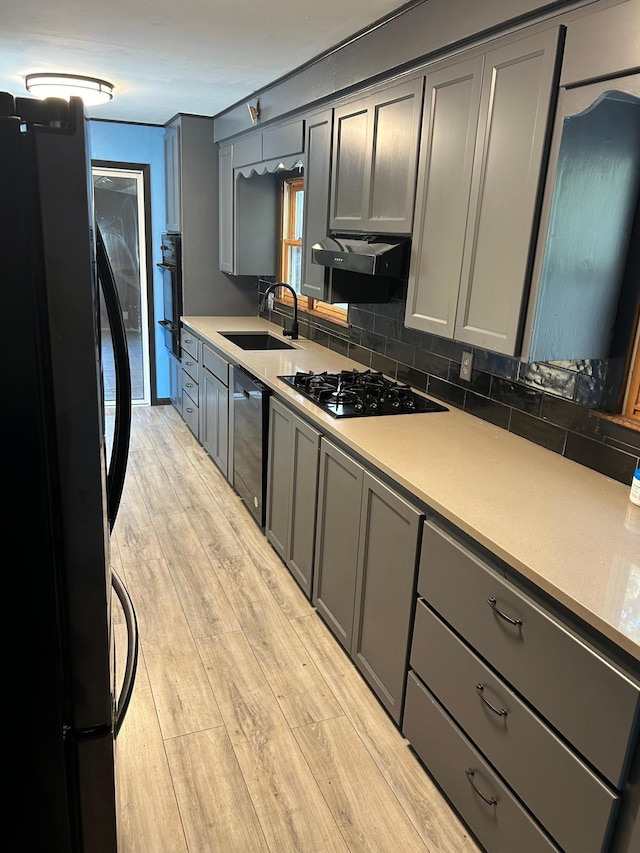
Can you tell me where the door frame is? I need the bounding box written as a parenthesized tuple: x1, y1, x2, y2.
(92, 160, 158, 405)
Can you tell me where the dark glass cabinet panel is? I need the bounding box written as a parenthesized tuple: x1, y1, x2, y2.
(526, 76, 640, 362)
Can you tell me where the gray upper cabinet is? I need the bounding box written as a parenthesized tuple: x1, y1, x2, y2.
(218, 118, 304, 276)
(164, 120, 181, 232)
(266, 398, 320, 599)
(405, 27, 563, 354)
(560, 0, 640, 86)
(301, 109, 333, 300)
(404, 56, 484, 338)
(218, 143, 234, 273)
(330, 77, 423, 234)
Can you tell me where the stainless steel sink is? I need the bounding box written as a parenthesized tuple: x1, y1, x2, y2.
(219, 331, 296, 350)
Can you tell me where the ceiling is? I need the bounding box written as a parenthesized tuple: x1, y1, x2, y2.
(1, 0, 416, 126)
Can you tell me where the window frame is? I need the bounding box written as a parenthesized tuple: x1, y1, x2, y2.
(276, 176, 348, 327)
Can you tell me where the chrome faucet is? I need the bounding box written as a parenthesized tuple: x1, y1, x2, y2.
(260, 282, 299, 340)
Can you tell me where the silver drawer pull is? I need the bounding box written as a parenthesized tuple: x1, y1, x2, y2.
(465, 769, 497, 806)
(487, 597, 522, 626)
(475, 683, 508, 717)
(186, 382, 193, 388)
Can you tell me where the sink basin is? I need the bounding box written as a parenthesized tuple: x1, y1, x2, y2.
(219, 331, 296, 350)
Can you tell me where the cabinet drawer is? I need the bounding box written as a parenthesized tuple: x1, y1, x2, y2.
(181, 393, 199, 437)
(181, 368, 199, 406)
(403, 672, 560, 853)
(181, 351, 199, 382)
(411, 600, 618, 853)
(180, 328, 200, 361)
(202, 344, 228, 385)
(418, 521, 640, 788)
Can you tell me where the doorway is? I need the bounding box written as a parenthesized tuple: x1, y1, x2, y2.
(93, 165, 151, 406)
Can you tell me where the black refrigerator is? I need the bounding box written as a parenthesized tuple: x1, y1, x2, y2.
(4, 92, 138, 851)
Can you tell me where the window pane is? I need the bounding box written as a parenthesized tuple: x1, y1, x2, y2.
(288, 245, 302, 290)
(294, 190, 304, 239)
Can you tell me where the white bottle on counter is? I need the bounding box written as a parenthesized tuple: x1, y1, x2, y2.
(631, 468, 640, 506)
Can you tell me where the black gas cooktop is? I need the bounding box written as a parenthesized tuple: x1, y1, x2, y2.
(278, 369, 448, 418)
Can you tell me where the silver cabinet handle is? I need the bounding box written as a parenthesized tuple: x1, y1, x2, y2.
(186, 382, 193, 388)
(487, 597, 522, 626)
(465, 770, 497, 806)
(475, 683, 508, 717)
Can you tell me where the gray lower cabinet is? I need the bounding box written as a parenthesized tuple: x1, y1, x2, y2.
(403, 518, 640, 853)
(168, 350, 181, 412)
(180, 328, 200, 439)
(266, 398, 320, 598)
(329, 77, 423, 234)
(313, 438, 422, 723)
(200, 343, 230, 478)
(405, 26, 562, 355)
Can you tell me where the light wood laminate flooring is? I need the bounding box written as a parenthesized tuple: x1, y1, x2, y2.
(109, 404, 480, 853)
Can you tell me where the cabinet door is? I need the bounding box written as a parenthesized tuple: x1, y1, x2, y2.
(287, 414, 320, 599)
(352, 471, 422, 724)
(164, 121, 181, 232)
(363, 77, 423, 233)
(454, 27, 562, 353)
(313, 439, 363, 651)
(266, 398, 293, 562)
(218, 144, 234, 273)
(405, 57, 484, 336)
(201, 368, 229, 477)
(301, 109, 333, 300)
(168, 351, 182, 412)
(330, 79, 423, 234)
(330, 96, 369, 231)
(522, 75, 640, 362)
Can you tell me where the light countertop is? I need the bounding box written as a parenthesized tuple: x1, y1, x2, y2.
(183, 316, 640, 662)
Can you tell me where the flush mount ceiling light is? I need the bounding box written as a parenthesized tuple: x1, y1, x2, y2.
(25, 73, 114, 106)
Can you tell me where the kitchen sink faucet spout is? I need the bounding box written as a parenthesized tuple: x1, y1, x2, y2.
(260, 282, 299, 340)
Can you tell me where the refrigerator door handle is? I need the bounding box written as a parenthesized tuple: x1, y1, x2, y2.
(96, 224, 132, 530)
(111, 568, 139, 736)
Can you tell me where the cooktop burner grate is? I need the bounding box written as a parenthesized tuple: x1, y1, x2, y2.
(278, 369, 448, 418)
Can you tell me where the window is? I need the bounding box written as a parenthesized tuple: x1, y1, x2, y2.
(276, 176, 348, 325)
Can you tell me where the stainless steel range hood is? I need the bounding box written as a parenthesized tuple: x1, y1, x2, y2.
(311, 233, 410, 278)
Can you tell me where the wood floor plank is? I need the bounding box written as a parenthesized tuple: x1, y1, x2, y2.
(193, 504, 343, 727)
(124, 557, 224, 739)
(114, 624, 188, 853)
(197, 632, 349, 853)
(294, 715, 430, 851)
(291, 613, 481, 853)
(151, 511, 241, 638)
(112, 474, 166, 567)
(165, 728, 270, 853)
(224, 500, 313, 620)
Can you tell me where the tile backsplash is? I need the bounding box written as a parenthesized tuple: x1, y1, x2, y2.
(260, 283, 640, 486)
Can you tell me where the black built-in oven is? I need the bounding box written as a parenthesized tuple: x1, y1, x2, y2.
(157, 232, 182, 356)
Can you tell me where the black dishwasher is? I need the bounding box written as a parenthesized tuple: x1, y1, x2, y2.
(232, 366, 271, 528)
